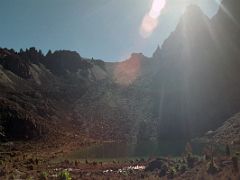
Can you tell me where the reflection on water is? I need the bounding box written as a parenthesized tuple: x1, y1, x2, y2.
(103, 165, 145, 174)
(69, 140, 210, 160)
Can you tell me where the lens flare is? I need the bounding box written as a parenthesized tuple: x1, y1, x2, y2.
(140, 14, 158, 38)
(140, 0, 166, 38)
(114, 53, 142, 86)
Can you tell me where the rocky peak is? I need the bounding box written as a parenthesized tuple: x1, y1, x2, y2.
(212, 0, 240, 25)
(130, 53, 144, 60)
(162, 4, 212, 54)
(44, 50, 93, 75)
(183, 4, 203, 15)
(220, 0, 240, 21)
(152, 45, 161, 59)
(211, 0, 240, 55)
(0, 48, 12, 58)
(0, 49, 31, 79)
(18, 47, 44, 65)
(178, 5, 210, 32)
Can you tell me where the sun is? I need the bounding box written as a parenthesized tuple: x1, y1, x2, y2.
(149, 0, 166, 19)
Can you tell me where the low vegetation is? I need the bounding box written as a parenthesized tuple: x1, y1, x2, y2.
(57, 170, 72, 180)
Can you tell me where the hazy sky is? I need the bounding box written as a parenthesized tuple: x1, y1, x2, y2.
(0, 0, 221, 61)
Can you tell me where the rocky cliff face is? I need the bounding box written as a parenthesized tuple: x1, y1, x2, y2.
(1, 0, 240, 143)
(0, 49, 32, 79)
(150, 3, 240, 140)
(0, 48, 108, 141)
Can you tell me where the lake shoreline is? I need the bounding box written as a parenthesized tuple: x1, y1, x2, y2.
(1, 136, 239, 179)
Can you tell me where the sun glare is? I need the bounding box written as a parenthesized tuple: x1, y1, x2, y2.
(149, 0, 166, 19)
(140, 0, 166, 38)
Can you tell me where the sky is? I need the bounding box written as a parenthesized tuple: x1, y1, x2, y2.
(0, 0, 221, 61)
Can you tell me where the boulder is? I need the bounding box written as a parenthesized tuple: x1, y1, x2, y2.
(145, 159, 163, 172)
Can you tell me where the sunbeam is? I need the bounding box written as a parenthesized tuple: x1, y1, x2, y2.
(217, 0, 240, 27)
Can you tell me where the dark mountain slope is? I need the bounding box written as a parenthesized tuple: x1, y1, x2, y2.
(0, 48, 109, 141)
(151, 2, 240, 139)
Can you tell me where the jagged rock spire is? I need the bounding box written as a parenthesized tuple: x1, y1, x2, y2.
(153, 44, 161, 58)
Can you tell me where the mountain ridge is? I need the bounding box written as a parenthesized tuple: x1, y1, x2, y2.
(1, 0, 240, 143)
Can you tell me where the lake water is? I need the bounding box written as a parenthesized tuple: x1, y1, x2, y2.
(67, 140, 213, 161)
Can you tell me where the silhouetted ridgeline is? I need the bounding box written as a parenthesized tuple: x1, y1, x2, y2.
(151, 3, 240, 140)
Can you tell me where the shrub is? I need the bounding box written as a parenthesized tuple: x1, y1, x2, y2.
(225, 145, 230, 156)
(207, 161, 218, 174)
(232, 156, 239, 172)
(168, 167, 176, 179)
(58, 170, 72, 180)
(159, 164, 168, 177)
(180, 164, 187, 173)
(39, 171, 48, 180)
(203, 145, 212, 161)
(74, 160, 78, 167)
(185, 142, 192, 155)
(187, 154, 195, 168)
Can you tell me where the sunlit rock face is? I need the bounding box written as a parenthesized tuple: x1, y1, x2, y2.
(114, 53, 144, 86)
